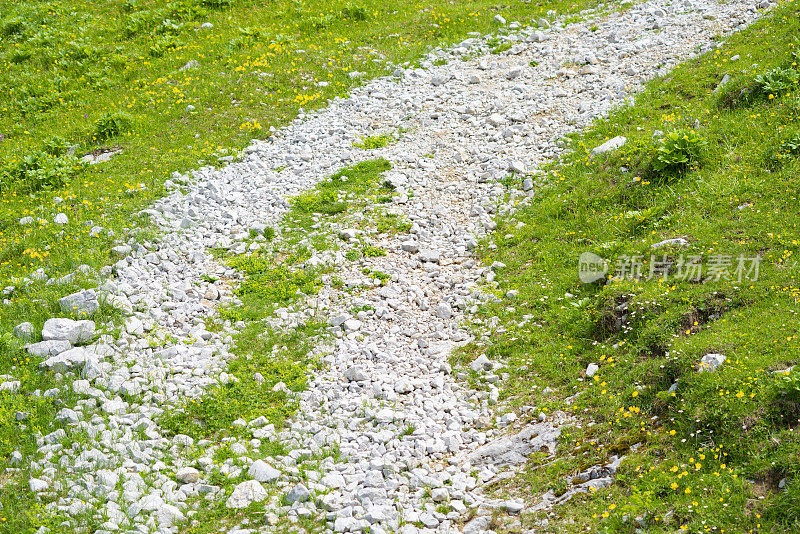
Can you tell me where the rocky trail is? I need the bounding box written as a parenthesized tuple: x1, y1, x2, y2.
(12, 0, 771, 532)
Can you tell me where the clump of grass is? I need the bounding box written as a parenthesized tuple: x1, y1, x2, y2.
(230, 262, 321, 306)
(352, 133, 393, 149)
(765, 130, 800, 166)
(291, 159, 392, 218)
(768, 367, 800, 428)
(91, 112, 133, 142)
(0, 150, 84, 194)
(160, 322, 321, 440)
(375, 211, 412, 234)
(201, 0, 234, 9)
(149, 35, 182, 57)
(651, 128, 706, 175)
(362, 268, 389, 285)
(291, 189, 348, 216)
(492, 42, 512, 54)
(41, 136, 70, 157)
(362, 244, 386, 257)
(0, 16, 25, 37)
(350, 304, 374, 314)
(340, 5, 369, 21)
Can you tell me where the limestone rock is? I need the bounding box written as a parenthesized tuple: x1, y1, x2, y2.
(226, 480, 267, 509)
(41, 318, 95, 344)
(591, 135, 627, 155)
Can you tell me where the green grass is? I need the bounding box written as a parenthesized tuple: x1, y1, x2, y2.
(491, 41, 513, 55)
(362, 244, 387, 257)
(461, 3, 800, 532)
(224, 261, 323, 320)
(290, 158, 392, 219)
(353, 133, 393, 149)
(160, 321, 322, 440)
(375, 211, 413, 234)
(362, 267, 390, 285)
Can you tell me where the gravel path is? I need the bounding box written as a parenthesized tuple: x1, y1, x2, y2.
(17, 0, 771, 532)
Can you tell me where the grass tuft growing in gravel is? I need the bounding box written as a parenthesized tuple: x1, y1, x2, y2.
(160, 321, 323, 440)
(461, 2, 800, 532)
(353, 133, 394, 149)
(160, 158, 393, 440)
(290, 159, 392, 220)
(158, 157, 395, 532)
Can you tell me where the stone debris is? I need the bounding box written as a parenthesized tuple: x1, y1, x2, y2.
(651, 236, 690, 249)
(13, 321, 34, 340)
(226, 480, 268, 509)
(468, 413, 569, 467)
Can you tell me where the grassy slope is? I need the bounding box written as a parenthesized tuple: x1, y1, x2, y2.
(0, 0, 606, 530)
(460, 2, 800, 532)
(0, 0, 603, 285)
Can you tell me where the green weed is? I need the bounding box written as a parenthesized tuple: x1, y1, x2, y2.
(492, 42, 512, 55)
(652, 128, 707, 175)
(0, 150, 85, 193)
(755, 66, 799, 99)
(353, 133, 393, 149)
(362, 244, 386, 257)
